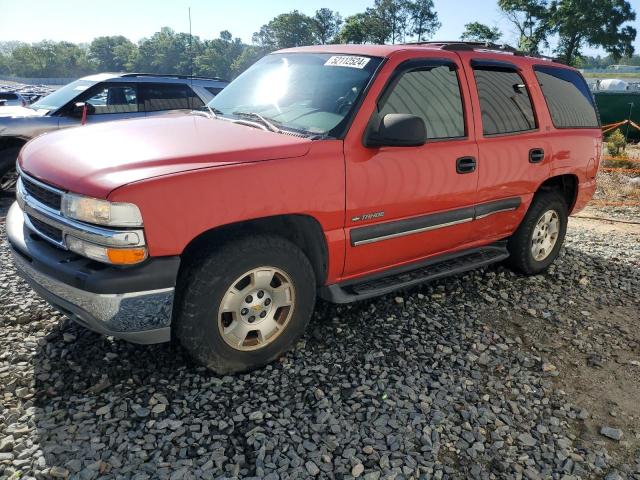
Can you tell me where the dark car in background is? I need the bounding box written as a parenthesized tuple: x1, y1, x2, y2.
(0, 73, 229, 192)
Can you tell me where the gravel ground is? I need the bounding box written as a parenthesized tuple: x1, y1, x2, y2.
(0, 195, 639, 480)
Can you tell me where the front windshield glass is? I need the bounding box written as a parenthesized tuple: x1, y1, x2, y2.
(208, 53, 382, 137)
(30, 79, 95, 112)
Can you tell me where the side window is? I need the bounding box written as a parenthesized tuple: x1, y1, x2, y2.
(473, 68, 536, 135)
(83, 84, 138, 114)
(205, 87, 224, 96)
(534, 66, 599, 128)
(140, 84, 203, 112)
(379, 65, 465, 140)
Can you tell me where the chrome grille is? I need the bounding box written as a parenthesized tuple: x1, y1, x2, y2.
(26, 214, 63, 243)
(21, 175, 62, 210)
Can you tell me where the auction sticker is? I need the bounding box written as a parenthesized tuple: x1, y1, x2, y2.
(324, 56, 371, 69)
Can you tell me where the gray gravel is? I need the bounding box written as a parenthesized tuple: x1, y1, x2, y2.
(1, 195, 639, 479)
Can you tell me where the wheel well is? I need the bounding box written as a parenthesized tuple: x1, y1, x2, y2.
(0, 137, 27, 152)
(180, 215, 329, 285)
(537, 175, 578, 211)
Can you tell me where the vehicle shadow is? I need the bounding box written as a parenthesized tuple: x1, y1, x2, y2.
(9, 222, 637, 476)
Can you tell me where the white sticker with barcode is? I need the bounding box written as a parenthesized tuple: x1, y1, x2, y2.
(324, 56, 370, 69)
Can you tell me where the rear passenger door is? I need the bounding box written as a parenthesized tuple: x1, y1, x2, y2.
(139, 83, 204, 117)
(458, 54, 552, 241)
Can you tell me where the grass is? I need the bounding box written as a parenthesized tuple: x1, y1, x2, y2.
(582, 72, 640, 79)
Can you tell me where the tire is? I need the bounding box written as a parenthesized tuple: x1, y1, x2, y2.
(0, 147, 20, 195)
(174, 234, 316, 374)
(507, 191, 568, 275)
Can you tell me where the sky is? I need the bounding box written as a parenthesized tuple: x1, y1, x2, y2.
(0, 0, 639, 57)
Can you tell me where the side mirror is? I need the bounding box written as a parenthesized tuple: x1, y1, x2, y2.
(365, 113, 427, 148)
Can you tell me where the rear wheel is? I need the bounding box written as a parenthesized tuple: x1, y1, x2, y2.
(174, 234, 316, 374)
(507, 191, 568, 275)
(0, 147, 20, 195)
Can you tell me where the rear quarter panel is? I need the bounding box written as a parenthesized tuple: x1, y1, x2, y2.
(107, 140, 347, 283)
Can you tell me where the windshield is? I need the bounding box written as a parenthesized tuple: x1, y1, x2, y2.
(208, 53, 382, 137)
(30, 79, 95, 112)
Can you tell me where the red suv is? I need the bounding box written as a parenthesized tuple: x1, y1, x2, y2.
(7, 42, 601, 373)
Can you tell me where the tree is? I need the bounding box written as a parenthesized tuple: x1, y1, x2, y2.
(407, 0, 441, 41)
(339, 9, 390, 44)
(461, 22, 503, 42)
(195, 31, 245, 80)
(89, 36, 137, 71)
(313, 8, 343, 44)
(498, 0, 551, 54)
(549, 0, 636, 65)
(374, 0, 409, 44)
(252, 11, 317, 50)
(8, 41, 91, 77)
(135, 27, 201, 74)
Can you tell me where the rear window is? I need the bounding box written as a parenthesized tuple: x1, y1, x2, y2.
(534, 66, 599, 128)
(0, 93, 18, 100)
(473, 68, 536, 135)
(205, 87, 224, 96)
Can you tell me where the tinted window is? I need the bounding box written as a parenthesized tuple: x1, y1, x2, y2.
(0, 93, 18, 100)
(474, 68, 536, 135)
(140, 84, 203, 112)
(205, 87, 224, 96)
(83, 84, 138, 114)
(534, 66, 599, 128)
(379, 65, 465, 139)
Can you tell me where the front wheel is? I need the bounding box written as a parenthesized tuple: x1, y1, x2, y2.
(507, 191, 568, 275)
(174, 235, 316, 374)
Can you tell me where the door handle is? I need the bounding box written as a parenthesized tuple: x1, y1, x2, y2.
(456, 156, 476, 174)
(529, 148, 545, 163)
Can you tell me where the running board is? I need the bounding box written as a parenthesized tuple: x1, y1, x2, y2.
(320, 241, 509, 304)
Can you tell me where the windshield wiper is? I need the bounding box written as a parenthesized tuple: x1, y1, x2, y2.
(232, 111, 281, 133)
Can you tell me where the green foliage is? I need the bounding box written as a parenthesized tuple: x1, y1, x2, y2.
(313, 8, 343, 44)
(407, 0, 441, 41)
(461, 22, 503, 42)
(498, 0, 551, 54)
(252, 10, 317, 50)
(550, 0, 636, 65)
(606, 128, 627, 156)
(89, 36, 137, 72)
(7, 41, 92, 77)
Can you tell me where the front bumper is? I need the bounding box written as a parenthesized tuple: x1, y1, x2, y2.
(6, 202, 179, 344)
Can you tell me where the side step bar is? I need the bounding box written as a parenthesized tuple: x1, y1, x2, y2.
(320, 241, 509, 304)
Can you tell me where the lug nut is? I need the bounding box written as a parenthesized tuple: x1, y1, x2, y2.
(260, 311, 267, 318)
(257, 290, 264, 299)
(245, 295, 253, 303)
(248, 316, 255, 323)
(241, 308, 248, 316)
(264, 298, 271, 306)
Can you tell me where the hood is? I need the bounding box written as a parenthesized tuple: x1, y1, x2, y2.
(0, 106, 47, 118)
(19, 114, 312, 198)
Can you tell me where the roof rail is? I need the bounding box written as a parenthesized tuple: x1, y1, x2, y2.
(404, 41, 559, 62)
(119, 73, 229, 82)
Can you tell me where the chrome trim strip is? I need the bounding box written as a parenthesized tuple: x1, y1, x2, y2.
(352, 217, 473, 246)
(475, 207, 518, 220)
(17, 178, 145, 248)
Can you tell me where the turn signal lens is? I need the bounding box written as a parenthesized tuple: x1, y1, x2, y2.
(106, 248, 147, 265)
(67, 236, 147, 265)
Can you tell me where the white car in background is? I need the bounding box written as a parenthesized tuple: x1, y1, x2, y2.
(0, 92, 29, 107)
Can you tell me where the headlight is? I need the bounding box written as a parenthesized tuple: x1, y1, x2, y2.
(62, 193, 143, 227)
(66, 236, 147, 265)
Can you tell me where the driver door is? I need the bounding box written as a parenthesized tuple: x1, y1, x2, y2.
(343, 55, 479, 279)
(58, 82, 141, 127)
